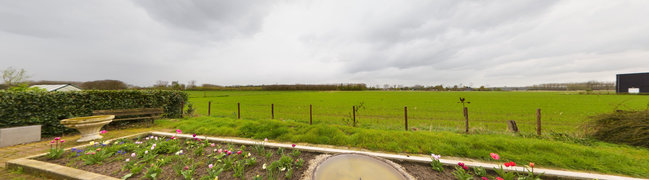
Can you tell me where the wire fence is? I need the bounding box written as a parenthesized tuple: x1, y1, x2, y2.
(191, 101, 582, 134)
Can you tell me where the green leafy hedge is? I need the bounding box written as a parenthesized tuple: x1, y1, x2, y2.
(0, 90, 187, 136)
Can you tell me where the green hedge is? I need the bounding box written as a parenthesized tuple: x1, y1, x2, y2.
(0, 90, 187, 136)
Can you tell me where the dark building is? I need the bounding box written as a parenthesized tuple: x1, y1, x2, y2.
(616, 72, 649, 93)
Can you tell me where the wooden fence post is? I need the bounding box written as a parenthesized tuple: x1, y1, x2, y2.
(352, 106, 356, 127)
(405, 106, 408, 131)
(271, 104, 274, 119)
(507, 120, 519, 133)
(464, 107, 469, 133)
(237, 102, 241, 119)
(208, 101, 211, 116)
(536, 108, 542, 136)
(310, 104, 313, 125)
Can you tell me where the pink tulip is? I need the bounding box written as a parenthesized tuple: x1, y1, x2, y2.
(100, 130, 107, 134)
(218, 149, 223, 153)
(54, 137, 61, 140)
(292, 144, 296, 148)
(176, 129, 182, 134)
(237, 150, 242, 155)
(208, 164, 213, 169)
(210, 143, 215, 147)
(490, 153, 500, 160)
(50, 140, 56, 144)
(60, 140, 65, 143)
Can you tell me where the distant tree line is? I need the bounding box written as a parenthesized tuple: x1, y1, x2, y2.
(261, 83, 367, 91)
(375, 84, 501, 91)
(181, 83, 367, 91)
(187, 84, 262, 91)
(527, 81, 614, 91)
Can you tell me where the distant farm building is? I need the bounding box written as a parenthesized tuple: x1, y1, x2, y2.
(29, 84, 82, 92)
(616, 72, 649, 93)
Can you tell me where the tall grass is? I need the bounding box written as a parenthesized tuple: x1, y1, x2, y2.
(586, 110, 649, 148)
(157, 117, 649, 178)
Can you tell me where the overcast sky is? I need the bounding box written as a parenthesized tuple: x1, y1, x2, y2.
(2, 0, 649, 87)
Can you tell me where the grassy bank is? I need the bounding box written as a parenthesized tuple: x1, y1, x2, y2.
(185, 91, 649, 134)
(157, 117, 649, 178)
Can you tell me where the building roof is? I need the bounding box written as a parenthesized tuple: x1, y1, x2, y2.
(29, 84, 82, 92)
(616, 72, 649, 76)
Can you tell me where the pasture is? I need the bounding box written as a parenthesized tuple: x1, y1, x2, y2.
(185, 91, 649, 135)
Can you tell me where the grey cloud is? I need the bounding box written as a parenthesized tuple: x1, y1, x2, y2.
(300, 0, 561, 74)
(133, 0, 276, 41)
(2, 0, 649, 87)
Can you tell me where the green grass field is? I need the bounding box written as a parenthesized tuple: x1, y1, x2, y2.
(158, 117, 649, 177)
(186, 91, 649, 134)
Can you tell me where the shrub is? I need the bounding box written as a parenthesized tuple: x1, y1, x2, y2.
(0, 90, 187, 136)
(586, 110, 649, 148)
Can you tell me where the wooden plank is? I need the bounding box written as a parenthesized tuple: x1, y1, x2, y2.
(94, 111, 163, 116)
(113, 115, 162, 121)
(92, 108, 163, 114)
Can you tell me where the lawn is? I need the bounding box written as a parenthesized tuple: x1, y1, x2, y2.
(185, 91, 649, 134)
(157, 117, 649, 178)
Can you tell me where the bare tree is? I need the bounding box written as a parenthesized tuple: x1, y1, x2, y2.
(2, 67, 30, 86)
(154, 80, 169, 88)
(187, 80, 196, 89)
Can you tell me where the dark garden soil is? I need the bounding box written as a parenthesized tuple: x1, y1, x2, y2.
(35, 135, 556, 180)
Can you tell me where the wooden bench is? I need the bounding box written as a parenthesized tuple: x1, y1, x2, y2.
(92, 108, 164, 126)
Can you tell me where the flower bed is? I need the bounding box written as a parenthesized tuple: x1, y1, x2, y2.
(34, 131, 554, 180)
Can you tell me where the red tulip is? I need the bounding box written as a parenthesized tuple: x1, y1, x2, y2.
(504, 162, 510, 167)
(529, 162, 535, 168)
(462, 165, 468, 170)
(458, 162, 464, 167)
(481, 177, 489, 180)
(510, 161, 516, 166)
(496, 177, 504, 180)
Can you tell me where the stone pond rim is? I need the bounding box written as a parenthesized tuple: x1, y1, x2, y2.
(312, 153, 411, 180)
(60, 115, 115, 124)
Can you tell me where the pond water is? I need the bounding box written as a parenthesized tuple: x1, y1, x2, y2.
(313, 154, 407, 180)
